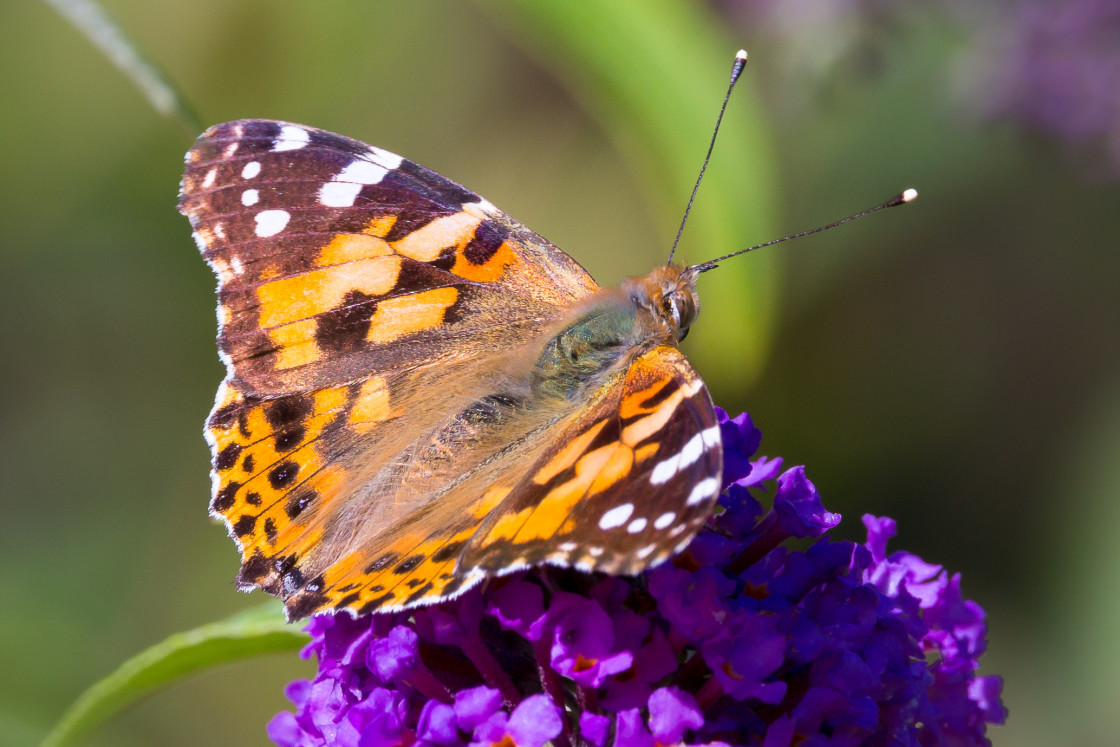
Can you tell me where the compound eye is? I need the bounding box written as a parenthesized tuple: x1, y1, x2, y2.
(661, 296, 679, 325)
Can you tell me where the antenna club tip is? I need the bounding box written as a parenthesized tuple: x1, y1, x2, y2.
(730, 49, 749, 82)
(902, 187, 919, 203)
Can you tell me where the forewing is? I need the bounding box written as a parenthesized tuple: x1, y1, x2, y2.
(179, 119, 598, 396)
(460, 346, 723, 576)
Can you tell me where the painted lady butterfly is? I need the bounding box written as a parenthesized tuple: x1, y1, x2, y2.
(179, 84, 914, 619)
(180, 118, 724, 619)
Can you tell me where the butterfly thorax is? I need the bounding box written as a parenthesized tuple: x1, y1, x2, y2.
(530, 264, 699, 402)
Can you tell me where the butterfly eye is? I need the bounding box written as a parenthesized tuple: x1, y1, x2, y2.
(671, 292, 698, 341)
(661, 296, 678, 322)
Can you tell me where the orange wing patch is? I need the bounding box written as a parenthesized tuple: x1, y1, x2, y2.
(507, 435, 635, 545)
(391, 212, 481, 262)
(316, 233, 394, 266)
(256, 258, 402, 329)
(364, 287, 459, 344)
(348, 377, 391, 433)
(450, 239, 518, 283)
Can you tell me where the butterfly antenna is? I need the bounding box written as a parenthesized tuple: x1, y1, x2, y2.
(689, 188, 920, 274)
(667, 49, 749, 265)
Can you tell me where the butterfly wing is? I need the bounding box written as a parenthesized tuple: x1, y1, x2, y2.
(180, 120, 602, 616)
(460, 345, 723, 577)
(180, 119, 598, 396)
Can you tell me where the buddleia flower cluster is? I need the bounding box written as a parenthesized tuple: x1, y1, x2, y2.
(267, 409, 1005, 747)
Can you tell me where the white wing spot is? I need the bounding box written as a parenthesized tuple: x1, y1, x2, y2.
(213, 222, 226, 239)
(241, 161, 261, 179)
(222, 141, 239, 158)
(598, 503, 634, 530)
(319, 182, 362, 208)
(319, 159, 393, 207)
(254, 209, 290, 237)
(241, 188, 259, 206)
(230, 256, 245, 275)
(368, 145, 404, 169)
(273, 125, 310, 151)
(588, 546, 604, 557)
(701, 425, 721, 448)
(678, 432, 705, 467)
(686, 477, 721, 506)
(627, 517, 648, 534)
(682, 377, 704, 397)
(636, 544, 657, 559)
(559, 542, 577, 553)
(650, 455, 679, 485)
(650, 425, 721, 486)
(340, 159, 390, 183)
(669, 524, 687, 538)
(201, 168, 217, 189)
(654, 512, 676, 530)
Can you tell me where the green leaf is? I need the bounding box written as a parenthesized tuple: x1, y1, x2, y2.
(40, 602, 307, 747)
(477, 0, 781, 392)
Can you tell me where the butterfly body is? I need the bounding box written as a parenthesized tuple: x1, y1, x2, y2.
(530, 266, 698, 401)
(180, 120, 723, 619)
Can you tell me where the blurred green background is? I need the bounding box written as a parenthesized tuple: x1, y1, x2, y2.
(3, 1, 1118, 744)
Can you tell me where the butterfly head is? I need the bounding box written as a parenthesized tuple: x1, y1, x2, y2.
(626, 264, 701, 343)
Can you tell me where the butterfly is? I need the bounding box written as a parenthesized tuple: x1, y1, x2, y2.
(179, 119, 725, 619)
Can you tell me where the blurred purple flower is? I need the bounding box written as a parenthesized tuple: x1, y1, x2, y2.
(985, 0, 1120, 170)
(268, 408, 1004, 746)
(716, 0, 1120, 173)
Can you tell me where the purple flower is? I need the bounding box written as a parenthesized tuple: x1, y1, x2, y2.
(647, 687, 705, 743)
(452, 687, 503, 733)
(699, 608, 788, 703)
(771, 467, 840, 538)
(470, 695, 562, 747)
(579, 712, 611, 746)
(416, 701, 461, 746)
(269, 409, 1004, 746)
(545, 592, 633, 687)
(368, 626, 419, 683)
